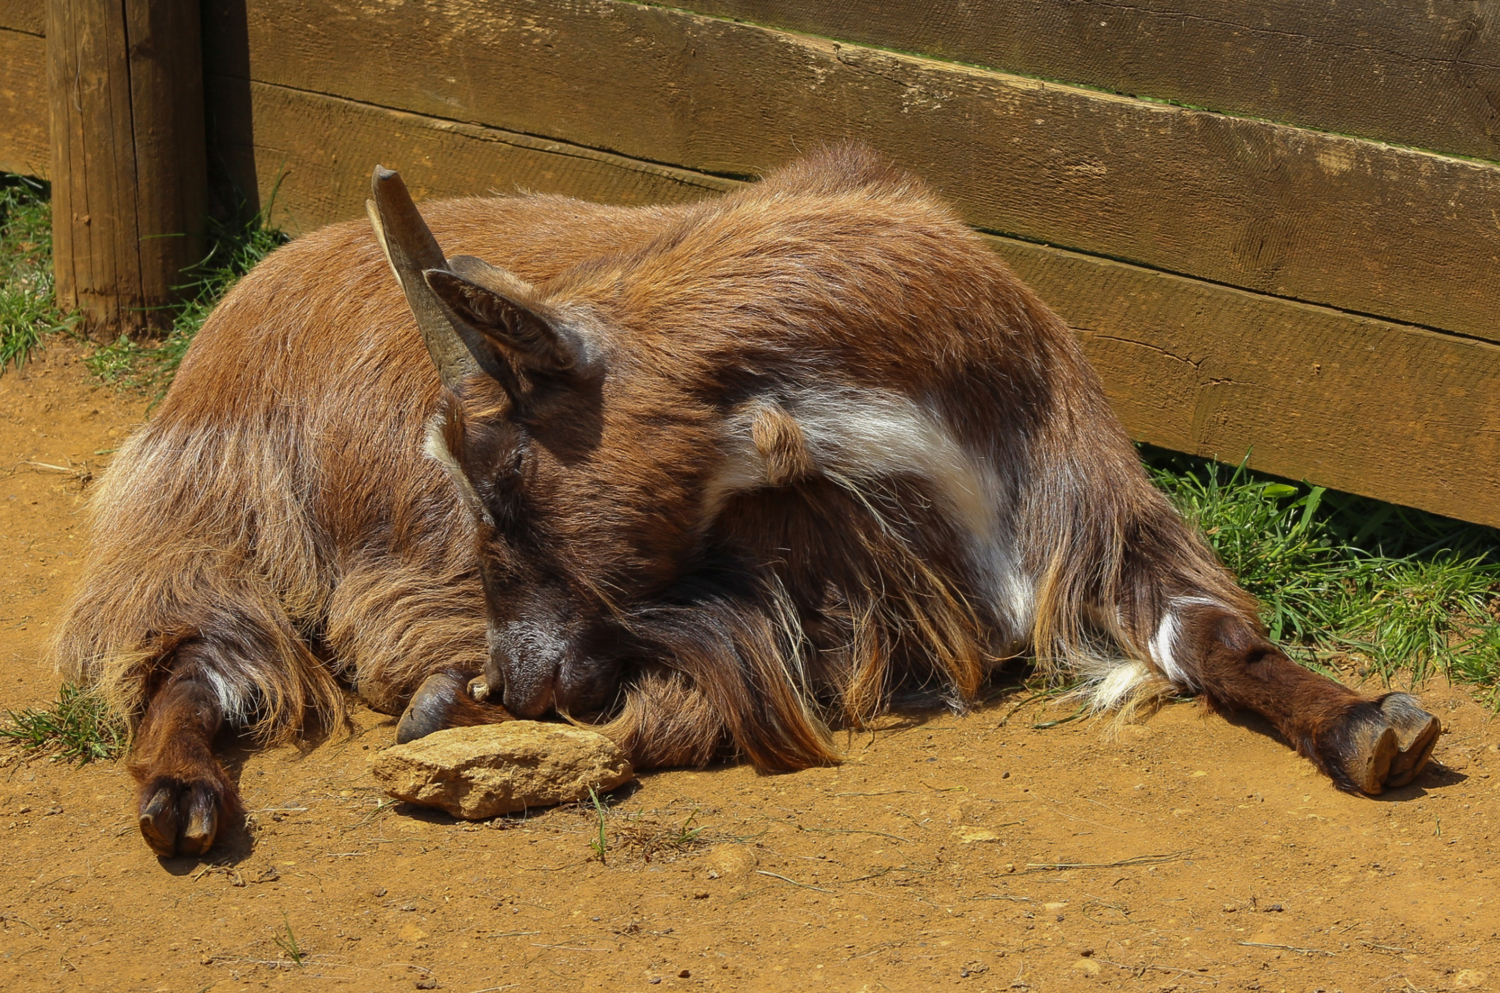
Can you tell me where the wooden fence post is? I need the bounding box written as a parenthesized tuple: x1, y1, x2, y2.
(46, 0, 207, 338)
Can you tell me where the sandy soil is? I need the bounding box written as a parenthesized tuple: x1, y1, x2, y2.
(2, 341, 1497, 993)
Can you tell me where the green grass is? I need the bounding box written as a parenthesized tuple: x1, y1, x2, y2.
(0, 682, 128, 764)
(1144, 447, 1500, 694)
(0, 171, 285, 393)
(587, 787, 610, 864)
(579, 795, 714, 865)
(270, 912, 307, 967)
(0, 176, 79, 369)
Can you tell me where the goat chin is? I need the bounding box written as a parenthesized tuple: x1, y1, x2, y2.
(51, 144, 1439, 858)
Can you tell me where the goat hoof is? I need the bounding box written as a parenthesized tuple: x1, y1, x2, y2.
(1333, 695, 1440, 795)
(396, 671, 515, 744)
(1376, 693, 1441, 789)
(397, 671, 470, 743)
(138, 778, 224, 858)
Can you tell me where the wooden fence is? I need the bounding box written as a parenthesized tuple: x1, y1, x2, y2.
(2, 0, 1498, 527)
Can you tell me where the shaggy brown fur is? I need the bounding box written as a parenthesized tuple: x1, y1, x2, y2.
(53, 147, 1439, 858)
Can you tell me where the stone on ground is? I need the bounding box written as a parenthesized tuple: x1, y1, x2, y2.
(372, 722, 634, 818)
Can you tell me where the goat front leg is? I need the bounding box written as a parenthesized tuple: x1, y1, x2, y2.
(1169, 603, 1440, 794)
(395, 668, 514, 744)
(129, 658, 240, 857)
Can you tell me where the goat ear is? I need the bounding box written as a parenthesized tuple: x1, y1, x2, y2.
(425, 256, 587, 374)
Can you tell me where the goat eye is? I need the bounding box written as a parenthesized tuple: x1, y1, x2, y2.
(499, 443, 524, 484)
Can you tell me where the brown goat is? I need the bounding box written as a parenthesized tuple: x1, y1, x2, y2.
(53, 147, 1439, 859)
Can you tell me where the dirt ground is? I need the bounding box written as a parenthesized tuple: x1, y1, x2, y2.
(2, 341, 1497, 993)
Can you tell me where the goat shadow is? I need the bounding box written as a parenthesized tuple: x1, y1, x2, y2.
(1215, 707, 1465, 799)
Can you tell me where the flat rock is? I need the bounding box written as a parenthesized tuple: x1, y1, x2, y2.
(372, 722, 634, 819)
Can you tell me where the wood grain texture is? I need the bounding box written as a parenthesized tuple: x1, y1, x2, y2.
(989, 236, 1500, 527)
(0, 28, 48, 178)
(123, 0, 207, 317)
(187, 81, 1500, 525)
(209, 0, 1500, 343)
(0, 0, 44, 35)
(47, 0, 206, 336)
(685, 0, 1500, 163)
(204, 81, 738, 235)
(48, 0, 141, 335)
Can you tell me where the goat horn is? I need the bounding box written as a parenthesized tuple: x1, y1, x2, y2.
(366, 166, 487, 389)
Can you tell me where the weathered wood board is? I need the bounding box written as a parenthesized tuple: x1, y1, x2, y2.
(0, 27, 47, 178)
(209, 0, 1500, 345)
(992, 237, 1500, 526)
(685, 0, 1500, 163)
(199, 81, 1500, 525)
(0, 0, 43, 34)
(205, 82, 736, 233)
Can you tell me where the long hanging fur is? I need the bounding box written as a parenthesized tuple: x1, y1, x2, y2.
(54, 146, 1437, 818)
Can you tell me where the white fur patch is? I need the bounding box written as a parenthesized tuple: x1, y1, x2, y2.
(1080, 658, 1153, 712)
(202, 668, 254, 723)
(1149, 596, 1222, 690)
(710, 388, 982, 518)
(707, 386, 1030, 636)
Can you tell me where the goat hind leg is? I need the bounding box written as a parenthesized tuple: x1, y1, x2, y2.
(1170, 603, 1439, 795)
(129, 653, 240, 857)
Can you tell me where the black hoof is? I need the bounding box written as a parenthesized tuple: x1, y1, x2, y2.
(139, 778, 224, 858)
(396, 671, 471, 744)
(1331, 693, 1441, 795)
(395, 671, 514, 744)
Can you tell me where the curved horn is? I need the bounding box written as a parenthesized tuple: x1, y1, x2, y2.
(366, 166, 486, 388)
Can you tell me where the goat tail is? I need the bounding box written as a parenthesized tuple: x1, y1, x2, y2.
(629, 580, 841, 771)
(50, 422, 345, 745)
(52, 557, 345, 745)
(593, 664, 730, 770)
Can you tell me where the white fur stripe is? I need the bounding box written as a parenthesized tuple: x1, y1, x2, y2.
(706, 386, 1030, 637)
(423, 416, 494, 526)
(202, 668, 254, 723)
(1149, 596, 1222, 690)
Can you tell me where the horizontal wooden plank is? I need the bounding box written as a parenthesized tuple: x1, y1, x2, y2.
(990, 237, 1500, 528)
(0, 28, 47, 178)
(201, 86, 1500, 526)
(215, 0, 1500, 343)
(204, 81, 737, 234)
(683, 0, 1500, 164)
(0, 0, 43, 35)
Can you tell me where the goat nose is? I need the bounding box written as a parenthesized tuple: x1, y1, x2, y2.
(501, 671, 556, 719)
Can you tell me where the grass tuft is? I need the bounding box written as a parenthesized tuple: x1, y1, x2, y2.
(271, 912, 306, 967)
(0, 682, 128, 764)
(1144, 448, 1500, 694)
(0, 176, 79, 369)
(587, 786, 610, 864)
(0, 171, 286, 391)
(578, 796, 715, 866)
